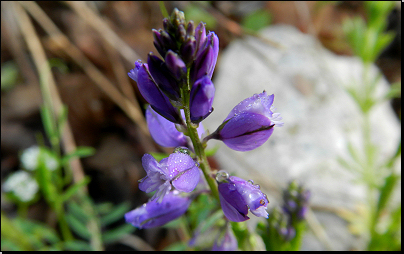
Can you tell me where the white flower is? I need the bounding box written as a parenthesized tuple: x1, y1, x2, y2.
(3, 170, 39, 202)
(20, 146, 40, 171)
(20, 146, 59, 171)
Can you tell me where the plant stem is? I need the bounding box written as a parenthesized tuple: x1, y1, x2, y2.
(182, 70, 220, 202)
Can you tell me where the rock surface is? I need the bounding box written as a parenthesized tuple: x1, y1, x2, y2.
(204, 25, 401, 251)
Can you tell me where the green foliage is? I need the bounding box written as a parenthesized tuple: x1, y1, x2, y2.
(340, 1, 401, 251)
(184, 3, 216, 29)
(241, 9, 272, 32)
(343, 1, 395, 63)
(1, 61, 19, 91)
(1, 212, 61, 251)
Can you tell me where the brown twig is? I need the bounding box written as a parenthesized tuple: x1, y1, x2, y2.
(1, 2, 38, 87)
(12, 1, 86, 186)
(18, 1, 150, 138)
(64, 1, 142, 64)
(192, 1, 285, 49)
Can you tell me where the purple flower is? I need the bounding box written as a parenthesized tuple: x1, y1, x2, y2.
(146, 106, 187, 147)
(125, 191, 191, 229)
(216, 170, 269, 222)
(146, 106, 205, 148)
(210, 91, 283, 151)
(165, 50, 187, 80)
(282, 180, 310, 221)
(128, 61, 181, 123)
(190, 25, 219, 85)
(138, 152, 200, 203)
(190, 75, 215, 123)
(212, 226, 238, 251)
(147, 53, 180, 101)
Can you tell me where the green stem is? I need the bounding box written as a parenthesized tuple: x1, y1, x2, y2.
(54, 201, 73, 241)
(182, 70, 220, 202)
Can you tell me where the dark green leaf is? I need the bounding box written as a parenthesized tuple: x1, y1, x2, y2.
(63, 240, 93, 251)
(102, 224, 136, 244)
(163, 242, 188, 251)
(65, 213, 92, 240)
(67, 201, 91, 222)
(100, 202, 131, 226)
(61, 176, 91, 202)
(1, 61, 19, 91)
(62, 147, 96, 164)
(242, 10, 272, 32)
(40, 106, 57, 143)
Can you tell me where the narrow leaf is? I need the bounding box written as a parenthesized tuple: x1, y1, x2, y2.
(100, 202, 131, 226)
(101, 224, 136, 244)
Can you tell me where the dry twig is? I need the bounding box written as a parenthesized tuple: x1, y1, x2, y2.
(12, 1, 86, 186)
(18, 1, 149, 137)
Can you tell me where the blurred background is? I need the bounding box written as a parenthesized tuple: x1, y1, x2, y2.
(1, 1, 401, 251)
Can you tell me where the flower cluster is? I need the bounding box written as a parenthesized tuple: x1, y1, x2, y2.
(257, 181, 310, 250)
(282, 180, 310, 221)
(125, 8, 284, 247)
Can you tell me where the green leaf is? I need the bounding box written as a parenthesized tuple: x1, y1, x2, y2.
(40, 105, 57, 143)
(376, 173, 399, 216)
(1, 61, 19, 92)
(101, 223, 136, 244)
(62, 146, 96, 164)
(63, 240, 93, 251)
(383, 82, 401, 100)
(36, 157, 57, 203)
(185, 3, 217, 29)
(65, 212, 92, 240)
(61, 176, 91, 202)
(48, 58, 69, 74)
(205, 144, 220, 157)
(57, 105, 69, 135)
(100, 202, 131, 226)
(149, 152, 169, 162)
(241, 9, 272, 32)
(163, 241, 188, 251)
(67, 201, 91, 222)
(94, 202, 114, 215)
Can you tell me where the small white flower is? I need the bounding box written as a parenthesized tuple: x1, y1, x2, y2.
(3, 170, 39, 202)
(20, 146, 40, 171)
(20, 146, 59, 171)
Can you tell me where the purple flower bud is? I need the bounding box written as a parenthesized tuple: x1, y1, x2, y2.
(139, 152, 200, 203)
(212, 226, 238, 251)
(176, 24, 187, 43)
(165, 50, 186, 80)
(152, 29, 166, 57)
(128, 61, 181, 123)
(190, 31, 219, 85)
(146, 106, 188, 147)
(125, 191, 191, 229)
(216, 171, 269, 222)
(190, 76, 215, 123)
(195, 22, 207, 57)
(205, 32, 219, 78)
(186, 20, 195, 37)
(282, 180, 310, 221)
(162, 18, 169, 31)
(160, 30, 177, 51)
(212, 91, 283, 151)
(190, 45, 214, 85)
(148, 53, 180, 101)
(180, 37, 196, 64)
(146, 106, 206, 148)
(170, 8, 185, 28)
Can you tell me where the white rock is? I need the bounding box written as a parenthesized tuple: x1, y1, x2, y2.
(204, 25, 401, 250)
